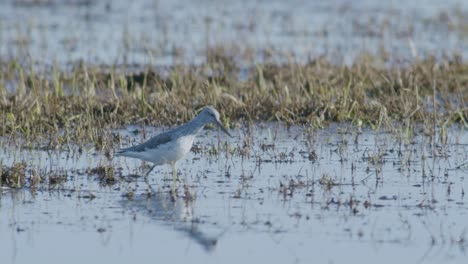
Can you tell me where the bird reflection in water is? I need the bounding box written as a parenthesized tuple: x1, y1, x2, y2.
(121, 188, 221, 252)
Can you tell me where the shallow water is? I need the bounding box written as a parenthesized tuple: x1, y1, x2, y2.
(1, 124, 467, 263)
(0, 0, 467, 66)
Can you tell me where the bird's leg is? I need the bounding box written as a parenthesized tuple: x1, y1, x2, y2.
(169, 161, 178, 199)
(171, 161, 178, 183)
(143, 164, 156, 194)
(144, 175, 154, 194)
(144, 164, 156, 178)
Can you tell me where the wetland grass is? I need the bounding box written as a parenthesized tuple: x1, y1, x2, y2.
(0, 51, 467, 153)
(1, 162, 27, 188)
(0, 161, 68, 189)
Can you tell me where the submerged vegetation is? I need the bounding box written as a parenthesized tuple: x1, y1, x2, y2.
(1, 50, 467, 151)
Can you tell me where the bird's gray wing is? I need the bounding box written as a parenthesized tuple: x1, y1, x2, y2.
(117, 132, 172, 153)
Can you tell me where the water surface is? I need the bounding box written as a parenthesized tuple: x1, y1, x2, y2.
(1, 0, 467, 66)
(1, 124, 467, 263)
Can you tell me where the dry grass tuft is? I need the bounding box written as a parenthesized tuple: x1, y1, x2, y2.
(0, 51, 467, 151)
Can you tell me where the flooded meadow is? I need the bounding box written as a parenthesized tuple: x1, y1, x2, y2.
(1, 0, 468, 264)
(1, 124, 468, 263)
(1, 0, 468, 66)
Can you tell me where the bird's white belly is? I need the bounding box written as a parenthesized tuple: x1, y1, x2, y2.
(137, 135, 195, 165)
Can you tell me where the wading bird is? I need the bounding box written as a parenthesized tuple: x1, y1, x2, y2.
(115, 106, 232, 181)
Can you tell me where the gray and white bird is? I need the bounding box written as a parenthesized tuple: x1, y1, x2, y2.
(115, 106, 232, 180)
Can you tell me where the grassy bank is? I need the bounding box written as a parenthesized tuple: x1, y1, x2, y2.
(1, 52, 467, 150)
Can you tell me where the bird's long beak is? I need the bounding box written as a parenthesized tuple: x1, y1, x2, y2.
(216, 119, 232, 138)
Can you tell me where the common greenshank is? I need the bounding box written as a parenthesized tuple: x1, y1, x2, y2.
(115, 106, 232, 180)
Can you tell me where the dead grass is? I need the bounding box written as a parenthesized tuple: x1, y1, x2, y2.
(0, 50, 467, 152)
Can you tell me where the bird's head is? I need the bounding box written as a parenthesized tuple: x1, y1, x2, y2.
(197, 106, 232, 137)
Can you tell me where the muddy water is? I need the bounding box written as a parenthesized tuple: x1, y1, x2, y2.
(1, 124, 467, 263)
(1, 0, 467, 66)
